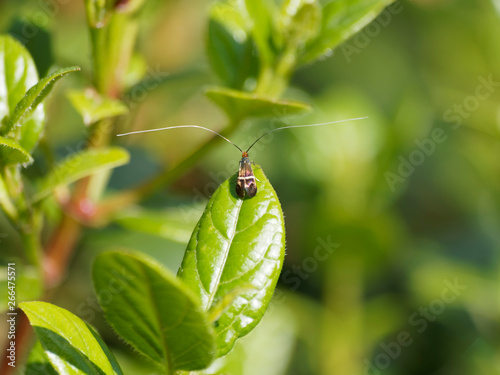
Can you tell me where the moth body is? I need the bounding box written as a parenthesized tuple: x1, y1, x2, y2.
(236, 152, 257, 198)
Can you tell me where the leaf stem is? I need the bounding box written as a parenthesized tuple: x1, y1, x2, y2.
(254, 65, 275, 95)
(19, 212, 43, 268)
(89, 26, 112, 96)
(0, 172, 18, 222)
(254, 48, 295, 97)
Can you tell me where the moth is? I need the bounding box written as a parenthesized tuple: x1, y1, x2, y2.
(117, 117, 367, 198)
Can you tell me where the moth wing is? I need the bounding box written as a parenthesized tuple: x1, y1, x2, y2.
(246, 180, 257, 197)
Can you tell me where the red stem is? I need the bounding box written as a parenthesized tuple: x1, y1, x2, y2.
(0, 312, 31, 375)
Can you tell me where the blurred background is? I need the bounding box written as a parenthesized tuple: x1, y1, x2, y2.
(1, 0, 500, 374)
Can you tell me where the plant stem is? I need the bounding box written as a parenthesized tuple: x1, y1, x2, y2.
(255, 47, 296, 98)
(90, 26, 112, 96)
(1, 6, 142, 375)
(42, 0, 140, 288)
(254, 65, 275, 95)
(0, 312, 31, 375)
(44, 214, 82, 287)
(0, 172, 18, 223)
(20, 225, 42, 269)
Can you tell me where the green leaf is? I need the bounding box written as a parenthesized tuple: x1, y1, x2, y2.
(210, 0, 248, 37)
(68, 89, 128, 126)
(301, 0, 395, 64)
(92, 250, 217, 372)
(25, 340, 58, 375)
(123, 53, 147, 89)
(6, 66, 80, 151)
(280, 0, 322, 50)
(207, 19, 259, 90)
(243, 0, 275, 65)
(0, 35, 42, 149)
(84, 0, 115, 28)
(207, 285, 257, 323)
(20, 301, 123, 375)
(0, 136, 33, 166)
(0, 173, 17, 220)
(178, 166, 286, 356)
(33, 147, 130, 202)
(206, 86, 311, 121)
(87, 11, 139, 95)
(113, 207, 198, 244)
(8, 20, 54, 77)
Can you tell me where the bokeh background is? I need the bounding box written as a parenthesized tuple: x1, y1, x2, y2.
(1, 0, 500, 374)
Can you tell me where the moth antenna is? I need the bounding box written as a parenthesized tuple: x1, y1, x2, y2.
(117, 125, 243, 153)
(245, 116, 369, 153)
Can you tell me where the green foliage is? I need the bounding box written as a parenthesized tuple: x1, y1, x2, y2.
(0, 36, 79, 154)
(206, 87, 311, 121)
(93, 251, 217, 372)
(0, 36, 44, 153)
(34, 147, 130, 202)
(178, 167, 286, 356)
(25, 341, 58, 375)
(5, 66, 80, 151)
(0, 136, 33, 166)
(280, 0, 322, 49)
(0, 265, 42, 311)
(68, 89, 128, 126)
(243, 0, 275, 65)
(0, 34, 84, 240)
(206, 0, 393, 95)
(85, 0, 140, 95)
(301, 0, 396, 63)
(207, 19, 259, 90)
(0, 0, 412, 372)
(20, 301, 123, 375)
(113, 207, 196, 244)
(84, 0, 115, 28)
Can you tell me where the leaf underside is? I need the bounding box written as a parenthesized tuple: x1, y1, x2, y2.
(206, 86, 311, 121)
(92, 251, 217, 372)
